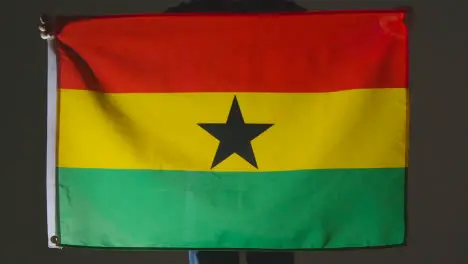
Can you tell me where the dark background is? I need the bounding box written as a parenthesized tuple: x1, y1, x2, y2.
(6, 0, 468, 263)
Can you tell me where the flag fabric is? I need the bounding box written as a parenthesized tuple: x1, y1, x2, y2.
(50, 10, 408, 249)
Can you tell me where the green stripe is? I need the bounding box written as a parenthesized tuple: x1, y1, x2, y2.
(57, 168, 405, 249)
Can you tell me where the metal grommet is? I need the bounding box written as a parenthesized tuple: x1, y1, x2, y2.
(50, 235, 60, 244)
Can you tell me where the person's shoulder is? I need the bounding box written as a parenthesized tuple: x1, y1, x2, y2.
(236, 1, 307, 12)
(164, 2, 190, 13)
(164, 1, 222, 13)
(164, 1, 307, 13)
(281, 2, 307, 11)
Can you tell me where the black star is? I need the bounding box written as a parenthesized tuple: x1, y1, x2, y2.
(198, 96, 273, 169)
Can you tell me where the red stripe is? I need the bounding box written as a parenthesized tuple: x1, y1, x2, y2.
(57, 11, 407, 93)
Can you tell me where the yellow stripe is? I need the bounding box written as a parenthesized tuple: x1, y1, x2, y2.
(58, 89, 407, 171)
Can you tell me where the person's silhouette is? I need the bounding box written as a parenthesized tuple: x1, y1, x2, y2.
(165, 2, 305, 264)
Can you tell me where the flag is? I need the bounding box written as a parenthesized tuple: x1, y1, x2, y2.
(48, 10, 408, 249)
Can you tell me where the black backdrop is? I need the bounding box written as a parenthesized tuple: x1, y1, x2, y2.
(6, 0, 468, 263)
